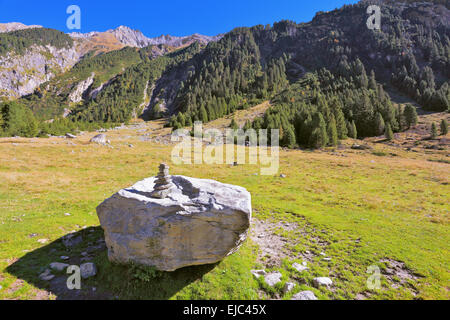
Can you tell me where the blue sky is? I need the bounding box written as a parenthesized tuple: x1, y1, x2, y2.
(0, 0, 359, 37)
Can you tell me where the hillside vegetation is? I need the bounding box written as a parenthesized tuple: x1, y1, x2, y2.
(0, 28, 73, 57)
(1, 1, 448, 149)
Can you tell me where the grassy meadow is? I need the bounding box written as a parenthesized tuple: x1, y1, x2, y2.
(0, 122, 448, 300)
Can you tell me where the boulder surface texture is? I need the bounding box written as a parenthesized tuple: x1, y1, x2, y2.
(97, 174, 252, 271)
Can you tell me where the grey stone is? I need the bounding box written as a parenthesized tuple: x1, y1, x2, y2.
(62, 234, 82, 248)
(291, 291, 318, 300)
(264, 272, 282, 287)
(80, 263, 97, 279)
(150, 163, 175, 199)
(39, 269, 55, 281)
(251, 269, 267, 279)
(49, 262, 69, 271)
(97, 171, 252, 271)
(90, 134, 107, 145)
(313, 277, 333, 288)
(292, 262, 308, 273)
(283, 282, 296, 293)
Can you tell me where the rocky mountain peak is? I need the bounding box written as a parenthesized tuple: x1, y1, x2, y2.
(0, 22, 43, 33)
(69, 25, 220, 49)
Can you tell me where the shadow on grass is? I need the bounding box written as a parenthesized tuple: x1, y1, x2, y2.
(6, 227, 217, 300)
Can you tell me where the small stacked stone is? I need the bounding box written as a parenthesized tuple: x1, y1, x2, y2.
(150, 163, 174, 199)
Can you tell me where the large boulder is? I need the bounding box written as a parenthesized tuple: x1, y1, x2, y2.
(90, 134, 107, 145)
(96, 171, 252, 271)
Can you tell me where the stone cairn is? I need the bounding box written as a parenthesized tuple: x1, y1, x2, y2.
(150, 163, 174, 199)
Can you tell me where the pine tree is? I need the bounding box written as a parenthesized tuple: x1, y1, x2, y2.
(347, 120, 357, 139)
(200, 106, 208, 123)
(440, 119, 448, 135)
(374, 112, 385, 136)
(177, 113, 186, 127)
(0, 111, 3, 134)
(431, 122, 438, 139)
(385, 123, 394, 141)
(335, 108, 348, 139)
(309, 113, 328, 148)
(283, 126, 296, 148)
(230, 118, 238, 130)
(186, 116, 193, 127)
(369, 70, 378, 91)
(404, 104, 418, 129)
(327, 115, 338, 146)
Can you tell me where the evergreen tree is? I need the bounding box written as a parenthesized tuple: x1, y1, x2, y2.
(327, 115, 338, 146)
(309, 113, 328, 148)
(177, 113, 186, 127)
(335, 108, 348, 139)
(440, 119, 448, 135)
(230, 118, 238, 130)
(243, 120, 252, 130)
(0, 112, 3, 135)
(431, 122, 438, 138)
(200, 106, 209, 123)
(374, 112, 385, 136)
(385, 123, 394, 141)
(0, 101, 39, 137)
(347, 120, 357, 139)
(369, 70, 378, 91)
(283, 125, 297, 148)
(404, 104, 418, 129)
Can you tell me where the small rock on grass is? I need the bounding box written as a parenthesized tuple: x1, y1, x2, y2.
(291, 291, 318, 300)
(39, 269, 55, 281)
(37, 239, 49, 244)
(313, 277, 333, 288)
(80, 263, 97, 279)
(264, 272, 282, 287)
(283, 282, 296, 293)
(62, 234, 82, 248)
(251, 269, 267, 279)
(49, 262, 69, 272)
(292, 262, 308, 273)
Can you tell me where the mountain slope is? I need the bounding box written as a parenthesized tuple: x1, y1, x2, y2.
(0, 24, 220, 101)
(1, 1, 449, 145)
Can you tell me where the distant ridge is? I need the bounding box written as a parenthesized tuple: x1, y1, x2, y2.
(69, 25, 221, 48)
(0, 22, 43, 33)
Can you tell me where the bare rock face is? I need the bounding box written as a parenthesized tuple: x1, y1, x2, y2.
(0, 45, 80, 99)
(68, 73, 95, 103)
(96, 165, 252, 271)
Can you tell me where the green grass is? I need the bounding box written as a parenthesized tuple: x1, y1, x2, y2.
(0, 130, 448, 300)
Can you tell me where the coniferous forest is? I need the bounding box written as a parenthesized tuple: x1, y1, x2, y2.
(0, 1, 448, 148)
